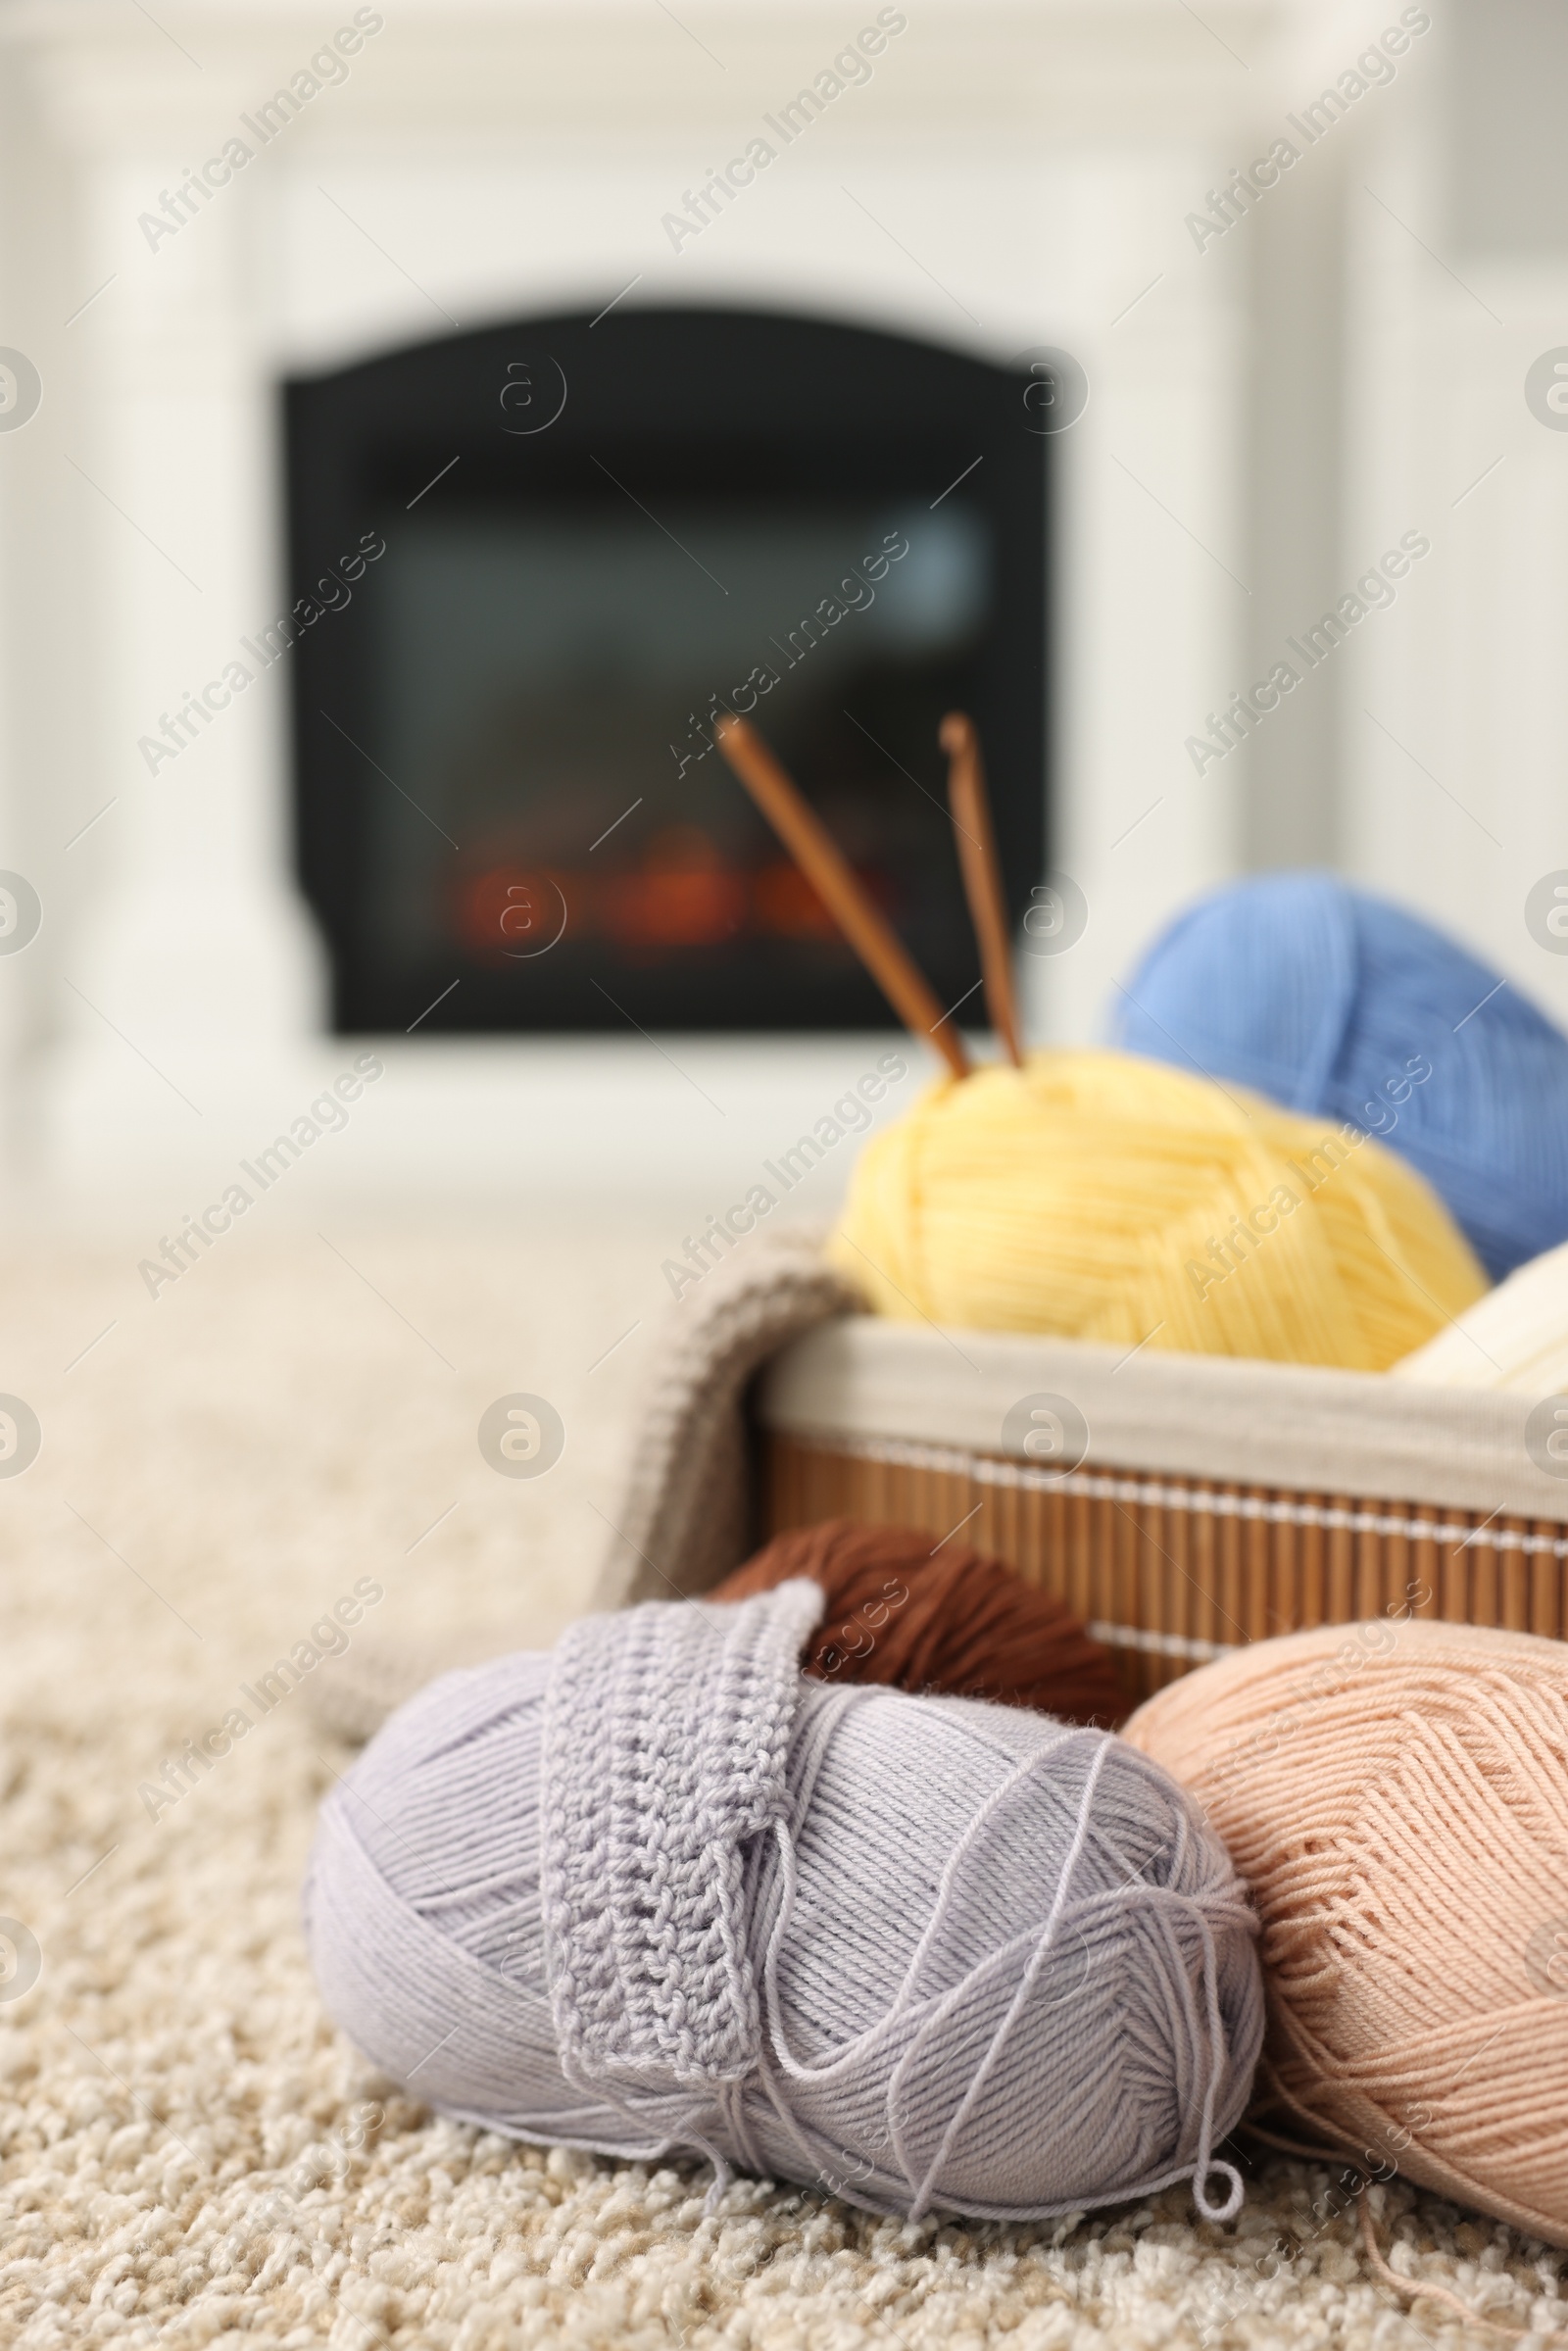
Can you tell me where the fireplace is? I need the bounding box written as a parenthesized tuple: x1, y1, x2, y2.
(27, 2, 1520, 1196)
(285, 307, 1047, 1034)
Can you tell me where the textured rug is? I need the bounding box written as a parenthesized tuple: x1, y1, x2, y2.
(2, 1214, 1566, 2347)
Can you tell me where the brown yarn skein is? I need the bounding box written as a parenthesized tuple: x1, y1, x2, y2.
(711, 1519, 1124, 1724)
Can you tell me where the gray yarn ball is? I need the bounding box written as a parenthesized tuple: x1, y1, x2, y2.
(304, 1582, 1263, 2223)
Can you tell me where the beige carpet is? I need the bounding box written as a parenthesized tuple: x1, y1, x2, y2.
(3, 1213, 1566, 2347)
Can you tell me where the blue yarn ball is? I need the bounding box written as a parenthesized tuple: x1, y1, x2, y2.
(1109, 872, 1568, 1283)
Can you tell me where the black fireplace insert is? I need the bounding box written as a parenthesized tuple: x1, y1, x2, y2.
(284, 306, 1048, 1035)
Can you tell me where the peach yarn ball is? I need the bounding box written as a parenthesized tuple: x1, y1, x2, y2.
(1125, 1618, 1568, 2243)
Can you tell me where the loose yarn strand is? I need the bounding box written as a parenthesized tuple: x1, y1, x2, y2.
(760, 1723, 1084, 2089)
(550, 2020, 740, 2204)
(879, 1753, 1249, 2224)
(759, 1817, 808, 2081)
(896, 1738, 1114, 2216)
(1187, 1908, 1244, 2224)
(757, 1723, 1233, 2223)
(1357, 2188, 1568, 2343)
(889, 1726, 1093, 2005)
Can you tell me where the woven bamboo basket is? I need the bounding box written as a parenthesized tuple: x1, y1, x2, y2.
(752, 1316, 1568, 1709)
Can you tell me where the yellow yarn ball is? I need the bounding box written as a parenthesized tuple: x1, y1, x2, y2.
(829, 1050, 1487, 1369)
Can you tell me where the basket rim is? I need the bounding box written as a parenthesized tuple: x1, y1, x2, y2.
(757, 1316, 1568, 1526)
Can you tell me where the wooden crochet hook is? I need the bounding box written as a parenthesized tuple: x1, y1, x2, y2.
(714, 713, 969, 1078)
(940, 711, 1023, 1067)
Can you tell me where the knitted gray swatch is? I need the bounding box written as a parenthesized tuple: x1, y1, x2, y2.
(541, 1579, 824, 2090)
